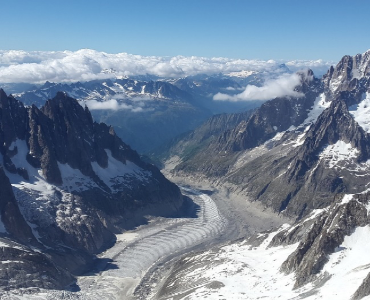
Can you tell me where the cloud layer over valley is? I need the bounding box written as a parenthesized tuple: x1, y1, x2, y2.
(213, 73, 304, 101)
(0, 49, 333, 84)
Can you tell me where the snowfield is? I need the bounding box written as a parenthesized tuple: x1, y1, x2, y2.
(350, 92, 370, 133)
(152, 222, 370, 300)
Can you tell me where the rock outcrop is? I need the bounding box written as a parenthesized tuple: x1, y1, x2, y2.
(276, 195, 369, 288)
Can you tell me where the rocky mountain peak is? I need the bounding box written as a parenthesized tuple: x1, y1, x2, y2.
(0, 89, 184, 292)
(216, 71, 322, 152)
(323, 49, 370, 98)
(290, 97, 370, 181)
(0, 88, 7, 101)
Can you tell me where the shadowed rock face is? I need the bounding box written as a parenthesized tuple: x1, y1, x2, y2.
(0, 90, 184, 291)
(174, 70, 323, 176)
(0, 167, 36, 244)
(0, 166, 75, 290)
(353, 272, 370, 300)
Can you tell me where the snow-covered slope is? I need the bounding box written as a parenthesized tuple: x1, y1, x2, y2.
(155, 193, 370, 299)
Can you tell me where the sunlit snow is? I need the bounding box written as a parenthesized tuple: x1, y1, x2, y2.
(319, 140, 359, 168)
(349, 92, 370, 133)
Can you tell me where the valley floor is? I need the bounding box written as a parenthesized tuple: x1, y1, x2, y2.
(1, 171, 287, 300)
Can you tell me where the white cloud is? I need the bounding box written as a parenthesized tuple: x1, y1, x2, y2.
(285, 59, 333, 76)
(0, 49, 333, 84)
(83, 99, 143, 112)
(213, 73, 304, 102)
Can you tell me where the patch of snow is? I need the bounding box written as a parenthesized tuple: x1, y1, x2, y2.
(179, 237, 301, 300)
(318, 226, 370, 299)
(270, 131, 284, 142)
(330, 74, 343, 93)
(226, 70, 256, 78)
(58, 162, 97, 192)
(91, 149, 151, 192)
(319, 140, 359, 168)
(349, 92, 370, 133)
(0, 239, 26, 251)
(340, 194, 353, 205)
(116, 232, 139, 243)
(303, 93, 330, 125)
(0, 260, 23, 264)
(157, 220, 370, 300)
(302, 208, 327, 223)
(291, 131, 307, 147)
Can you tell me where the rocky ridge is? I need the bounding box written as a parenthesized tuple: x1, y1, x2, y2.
(0, 89, 183, 291)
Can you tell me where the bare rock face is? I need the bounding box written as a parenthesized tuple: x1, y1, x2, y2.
(323, 50, 370, 100)
(0, 166, 75, 290)
(217, 70, 322, 152)
(0, 89, 184, 291)
(0, 167, 35, 243)
(175, 70, 323, 178)
(271, 194, 370, 288)
(352, 272, 370, 300)
(0, 246, 74, 290)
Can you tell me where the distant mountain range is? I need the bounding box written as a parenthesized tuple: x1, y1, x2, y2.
(3, 71, 279, 153)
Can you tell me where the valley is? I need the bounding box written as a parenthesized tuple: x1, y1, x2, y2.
(1, 47, 370, 299)
(0, 183, 285, 300)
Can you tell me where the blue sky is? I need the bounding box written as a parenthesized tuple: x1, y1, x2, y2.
(1, 0, 369, 61)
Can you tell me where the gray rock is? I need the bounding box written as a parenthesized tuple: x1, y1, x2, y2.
(278, 196, 369, 288)
(352, 272, 370, 300)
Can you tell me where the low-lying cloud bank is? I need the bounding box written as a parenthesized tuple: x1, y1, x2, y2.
(0, 49, 333, 84)
(213, 73, 304, 101)
(82, 99, 144, 112)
